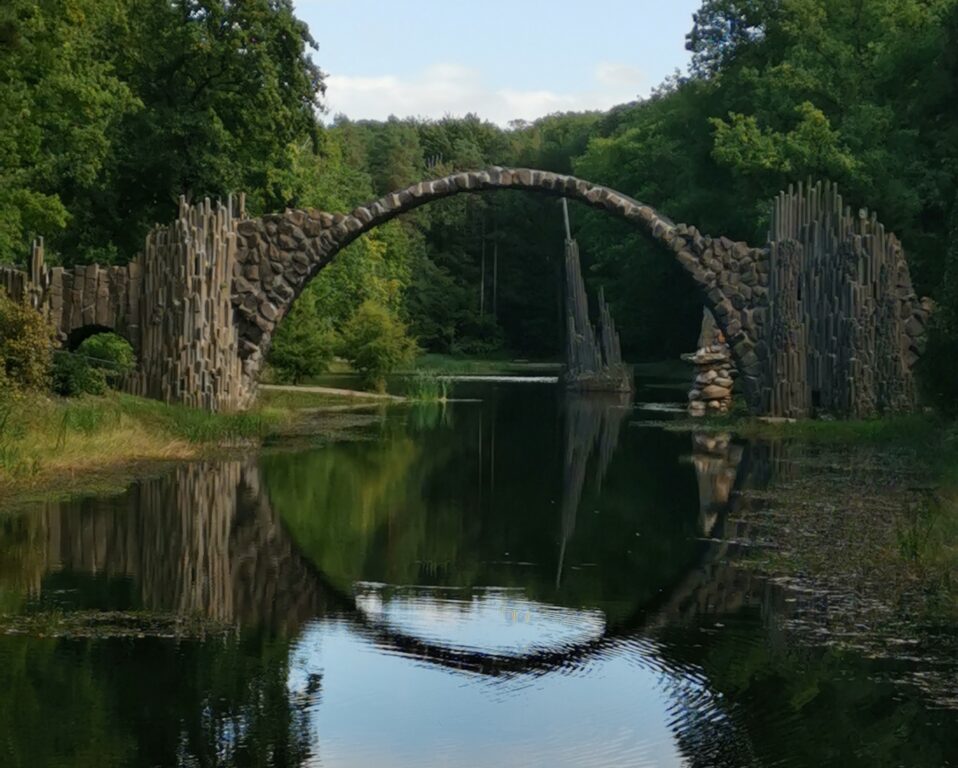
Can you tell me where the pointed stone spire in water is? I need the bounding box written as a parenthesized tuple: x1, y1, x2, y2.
(560, 199, 633, 392)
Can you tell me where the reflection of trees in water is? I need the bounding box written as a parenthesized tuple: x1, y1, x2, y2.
(0, 631, 317, 768)
(4, 435, 954, 767)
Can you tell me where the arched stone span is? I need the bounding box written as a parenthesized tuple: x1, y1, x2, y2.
(233, 167, 770, 409)
(2, 172, 926, 415)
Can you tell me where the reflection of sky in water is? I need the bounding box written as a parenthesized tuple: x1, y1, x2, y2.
(352, 584, 607, 656)
(287, 588, 686, 768)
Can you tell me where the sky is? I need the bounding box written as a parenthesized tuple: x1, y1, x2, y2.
(293, 0, 702, 126)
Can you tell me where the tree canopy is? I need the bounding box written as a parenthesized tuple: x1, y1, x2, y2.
(2, 0, 957, 395)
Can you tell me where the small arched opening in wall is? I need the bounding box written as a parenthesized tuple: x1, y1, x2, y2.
(66, 324, 118, 351)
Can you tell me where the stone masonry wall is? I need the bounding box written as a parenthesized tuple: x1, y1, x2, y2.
(0, 170, 929, 416)
(231, 167, 768, 410)
(1, 196, 250, 411)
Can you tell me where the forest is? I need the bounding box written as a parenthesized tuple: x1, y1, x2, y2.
(1, 0, 957, 403)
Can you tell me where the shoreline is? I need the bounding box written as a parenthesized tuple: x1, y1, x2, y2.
(0, 387, 392, 506)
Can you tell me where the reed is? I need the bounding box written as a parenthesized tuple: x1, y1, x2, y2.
(407, 371, 450, 402)
(0, 392, 287, 497)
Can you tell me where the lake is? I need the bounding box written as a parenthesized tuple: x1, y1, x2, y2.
(1, 377, 956, 767)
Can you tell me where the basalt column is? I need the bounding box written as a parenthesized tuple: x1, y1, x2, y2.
(134, 196, 250, 410)
(765, 181, 931, 417)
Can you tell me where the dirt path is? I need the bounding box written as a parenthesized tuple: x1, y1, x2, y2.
(260, 384, 406, 402)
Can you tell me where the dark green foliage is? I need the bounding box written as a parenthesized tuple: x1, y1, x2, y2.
(52, 354, 107, 397)
(918, 193, 958, 413)
(0, 0, 325, 265)
(52, 332, 135, 396)
(77, 333, 135, 377)
(267, 296, 337, 384)
(339, 300, 417, 392)
(3, 0, 958, 401)
(0, 0, 135, 264)
(0, 288, 55, 392)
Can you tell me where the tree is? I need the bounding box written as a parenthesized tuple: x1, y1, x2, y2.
(267, 294, 337, 384)
(339, 300, 417, 392)
(0, 289, 55, 391)
(686, 0, 775, 77)
(0, 0, 135, 264)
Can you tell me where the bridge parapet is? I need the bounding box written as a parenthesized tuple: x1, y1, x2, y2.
(1, 237, 144, 353)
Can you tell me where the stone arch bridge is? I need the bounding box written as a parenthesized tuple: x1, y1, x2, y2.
(1, 168, 930, 417)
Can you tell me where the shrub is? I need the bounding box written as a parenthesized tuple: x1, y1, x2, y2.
(0, 288, 55, 391)
(267, 298, 337, 384)
(339, 300, 417, 392)
(917, 321, 958, 416)
(50, 332, 135, 397)
(76, 332, 136, 382)
(52, 353, 107, 396)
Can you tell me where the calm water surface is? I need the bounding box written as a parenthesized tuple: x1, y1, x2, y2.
(1, 378, 955, 767)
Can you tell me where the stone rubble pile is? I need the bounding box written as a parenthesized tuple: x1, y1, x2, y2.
(684, 344, 735, 417)
(682, 309, 736, 416)
(683, 309, 735, 417)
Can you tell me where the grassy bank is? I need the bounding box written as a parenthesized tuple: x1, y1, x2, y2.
(0, 387, 390, 502)
(663, 409, 952, 452)
(0, 392, 285, 499)
(739, 413, 958, 482)
(401, 353, 561, 375)
(708, 411, 958, 616)
(734, 409, 945, 443)
(653, 409, 958, 610)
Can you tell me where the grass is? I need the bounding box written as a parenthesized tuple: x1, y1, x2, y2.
(253, 386, 389, 410)
(114, 394, 286, 443)
(0, 386, 385, 501)
(657, 407, 958, 606)
(662, 408, 945, 445)
(733, 411, 949, 447)
(0, 392, 280, 495)
(688, 408, 958, 615)
(402, 352, 561, 375)
(406, 371, 450, 402)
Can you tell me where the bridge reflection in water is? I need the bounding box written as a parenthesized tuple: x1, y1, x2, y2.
(1, 390, 954, 767)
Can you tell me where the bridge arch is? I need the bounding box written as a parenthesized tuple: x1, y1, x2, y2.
(233, 167, 769, 409)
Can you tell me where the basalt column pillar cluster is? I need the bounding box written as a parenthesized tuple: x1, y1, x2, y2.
(0, 170, 930, 418)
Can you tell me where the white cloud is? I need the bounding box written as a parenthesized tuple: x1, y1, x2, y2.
(323, 62, 646, 125)
(595, 62, 646, 89)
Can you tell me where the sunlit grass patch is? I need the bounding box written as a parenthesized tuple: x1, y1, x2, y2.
(405, 353, 560, 375)
(256, 387, 386, 410)
(113, 394, 285, 443)
(0, 392, 291, 499)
